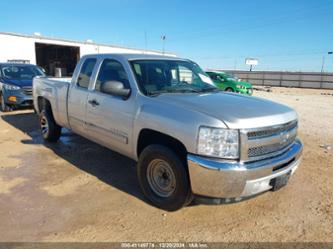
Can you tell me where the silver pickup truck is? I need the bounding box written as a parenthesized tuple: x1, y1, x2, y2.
(33, 54, 303, 211)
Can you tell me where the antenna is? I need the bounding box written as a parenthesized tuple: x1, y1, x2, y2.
(161, 35, 166, 55)
(144, 31, 148, 54)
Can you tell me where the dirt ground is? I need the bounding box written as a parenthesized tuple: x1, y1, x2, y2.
(0, 87, 332, 242)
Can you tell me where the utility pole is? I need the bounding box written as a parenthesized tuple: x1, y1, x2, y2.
(161, 35, 166, 55)
(321, 51, 333, 73)
(321, 56, 325, 73)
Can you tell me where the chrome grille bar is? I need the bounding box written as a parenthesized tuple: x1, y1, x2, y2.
(22, 87, 33, 95)
(240, 120, 298, 162)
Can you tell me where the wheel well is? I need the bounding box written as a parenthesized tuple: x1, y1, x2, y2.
(137, 129, 188, 162)
(37, 97, 52, 113)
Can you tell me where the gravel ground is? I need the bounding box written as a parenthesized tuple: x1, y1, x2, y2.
(0, 87, 332, 242)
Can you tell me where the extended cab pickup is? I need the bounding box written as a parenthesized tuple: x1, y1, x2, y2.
(33, 54, 303, 211)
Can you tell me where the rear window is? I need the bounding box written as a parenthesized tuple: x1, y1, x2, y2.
(77, 58, 97, 89)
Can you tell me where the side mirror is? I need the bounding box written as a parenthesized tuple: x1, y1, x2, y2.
(101, 81, 131, 99)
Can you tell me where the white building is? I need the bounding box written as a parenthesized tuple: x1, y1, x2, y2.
(0, 32, 175, 76)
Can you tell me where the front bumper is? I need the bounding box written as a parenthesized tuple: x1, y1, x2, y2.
(187, 139, 303, 199)
(236, 88, 253, 95)
(3, 89, 33, 107)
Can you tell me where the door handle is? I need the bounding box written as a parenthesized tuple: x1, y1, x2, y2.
(88, 99, 100, 107)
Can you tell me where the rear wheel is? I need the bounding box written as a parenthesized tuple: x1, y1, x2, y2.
(138, 145, 192, 211)
(39, 110, 62, 142)
(225, 87, 234, 92)
(0, 93, 11, 112)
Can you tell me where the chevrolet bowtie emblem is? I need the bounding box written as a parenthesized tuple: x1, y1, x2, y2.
(280, 131, 290, 144)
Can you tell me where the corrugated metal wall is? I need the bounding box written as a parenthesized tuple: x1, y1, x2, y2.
(221, 70, 333, 89)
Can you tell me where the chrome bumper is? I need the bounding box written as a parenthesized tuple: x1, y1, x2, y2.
(187, 139, 303, 199)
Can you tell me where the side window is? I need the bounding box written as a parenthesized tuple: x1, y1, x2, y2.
(95, 59, 130, 92)
(170, 68, 178, 84)
(210, 74, 217, 80)
(77, 58, 97, 89)
(179, 66, 192, 83)
(179, 65, 200, 84)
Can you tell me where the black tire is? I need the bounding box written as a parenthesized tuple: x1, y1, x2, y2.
(225, 87, 234, 92)
(0, 93, 11, 112)
(137, 144, 192, 211)
(39, 110, 62, 142)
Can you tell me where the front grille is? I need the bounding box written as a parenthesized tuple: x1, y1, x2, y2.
(242, 120, 298, 161)
(247, 121, 297, 140)
(22, 87, 32, 95)
(248, 133, 296, 157)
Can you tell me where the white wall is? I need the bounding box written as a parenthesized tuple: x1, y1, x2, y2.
(0, 34, 37, 64)
(0, 33, 175, 64)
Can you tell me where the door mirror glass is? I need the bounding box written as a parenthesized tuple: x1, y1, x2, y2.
(101, 81, 131, 99)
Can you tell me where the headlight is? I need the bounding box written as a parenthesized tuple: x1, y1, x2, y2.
(236, 85, 245, 89)
(197, 127, 239, 159)
(3, 84, 21, 90)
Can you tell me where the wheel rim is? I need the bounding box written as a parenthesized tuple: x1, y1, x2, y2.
(40, 115, 49, 137)
(147, 159, 176, 198)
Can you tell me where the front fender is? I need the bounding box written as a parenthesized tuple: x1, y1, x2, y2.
(132, 99, 226, 160)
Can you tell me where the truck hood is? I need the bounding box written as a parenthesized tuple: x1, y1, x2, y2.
(0, 78, 32, 87)
(155, 92, 297, 129)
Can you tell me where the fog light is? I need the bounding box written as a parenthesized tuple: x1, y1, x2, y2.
(8, 96, 17, 102)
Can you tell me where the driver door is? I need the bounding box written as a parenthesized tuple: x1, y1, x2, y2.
(85, 58, 134, 156)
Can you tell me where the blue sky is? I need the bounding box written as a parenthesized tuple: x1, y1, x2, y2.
(1, 0, 333, 72)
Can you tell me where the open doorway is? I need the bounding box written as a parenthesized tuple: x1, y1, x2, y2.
(35, 43, 80, 77)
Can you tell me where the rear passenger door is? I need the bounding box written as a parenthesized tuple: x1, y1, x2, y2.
(68, 58, 97, 135)
(85, 58, 135, 156)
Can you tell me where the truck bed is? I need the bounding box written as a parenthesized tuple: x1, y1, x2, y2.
(33, 77, 71, 128)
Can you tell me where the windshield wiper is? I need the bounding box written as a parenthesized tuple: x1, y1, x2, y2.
(199, 87, 221, 93)
(147, 88, 201, 97)
(146, 89, 174, 97)
(176, 88, 201, 93)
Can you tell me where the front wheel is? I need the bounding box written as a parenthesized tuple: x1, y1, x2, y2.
(225, 87, 234, 92)
(137, 145, 192, 211)
(39, 110, 62, 142)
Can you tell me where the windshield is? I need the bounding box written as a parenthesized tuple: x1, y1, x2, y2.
(225, 74, 238, 81)
(0, 65, 45, 80)
(130, 60, 218, 96)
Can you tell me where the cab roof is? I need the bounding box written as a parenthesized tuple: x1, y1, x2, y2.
(206, 71, 227, 74)
(81, 53, 186, 62)
(0, 63, 37, 67)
